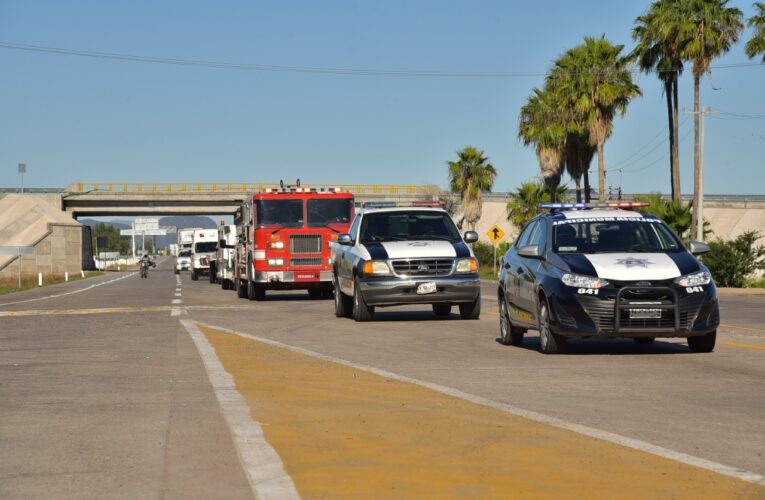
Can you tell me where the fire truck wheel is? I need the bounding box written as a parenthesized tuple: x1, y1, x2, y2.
(249, 282, 266, 301)
(191, 270, 198, 281)
(236, 278, 248, 299)
(209, 265, 216, 284)
(308, 288, 322, 299)
(353, 277, 374, 322)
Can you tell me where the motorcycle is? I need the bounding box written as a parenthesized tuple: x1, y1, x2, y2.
(140, 261, 150, 279)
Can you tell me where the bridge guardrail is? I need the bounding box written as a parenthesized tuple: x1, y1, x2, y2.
(70, 183, 435, 196)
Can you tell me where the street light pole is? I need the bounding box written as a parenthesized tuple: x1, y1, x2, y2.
(18, 163, 26, 194)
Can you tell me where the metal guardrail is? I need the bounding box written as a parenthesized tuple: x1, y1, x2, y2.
(482, 192, 765, 203)
(69, 183, 435, 196)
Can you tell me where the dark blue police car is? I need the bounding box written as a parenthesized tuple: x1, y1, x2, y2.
(497, 202, 719, 354)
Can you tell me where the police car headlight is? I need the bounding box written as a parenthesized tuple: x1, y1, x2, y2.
(562, 273, 609, 289)
(267, 258, 284, 266)
(674, 271, 711, 287)
(363, 261, 391, 275)
(455, 258, 478, 273)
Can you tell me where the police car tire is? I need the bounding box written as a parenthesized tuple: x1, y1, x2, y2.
(432, 304, 452, 317)
(538, 301, 565, 354)
(499, 300, 525, 346)
(634, 337, 655, 344)
(353, 277, 374, 322)
(459, 294, 481, 320)
(687, 330, 716, 353)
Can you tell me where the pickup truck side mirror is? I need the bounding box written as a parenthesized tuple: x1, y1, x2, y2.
(688, 240, 710, 255)
(518, 244, 544, 259)
(463, 231, 479, 244)
(337, 233, 353, 246)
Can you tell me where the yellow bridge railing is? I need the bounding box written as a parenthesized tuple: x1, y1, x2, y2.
(71, 183, 435, 196)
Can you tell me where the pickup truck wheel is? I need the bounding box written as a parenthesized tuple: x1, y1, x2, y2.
(174, 269, 180, 275)
(334, 275, 353, 318)
(353, 277, 374, 322)
(688, 330, 716, 353)
(459, 293, 481, 320)
(538, 300, 565, 354)
(432, 304, 452, 317)
(499, 300, 525, 346)
(191, 270, 198, 281)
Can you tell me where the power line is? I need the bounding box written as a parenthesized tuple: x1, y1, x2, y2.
(0, 41, 762, 78)
(610, 116, 690, 170)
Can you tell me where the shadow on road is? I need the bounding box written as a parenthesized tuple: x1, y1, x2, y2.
(494, 335, 691, 355)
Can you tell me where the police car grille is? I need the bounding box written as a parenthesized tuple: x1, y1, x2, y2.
(578, 297, 616, 333)
(290, 234, 322, 254)
(678, 293, 706, 330)
(391, 259, 454, 276)
(580, 292, 706, 333)
(291, 257, 323, 267)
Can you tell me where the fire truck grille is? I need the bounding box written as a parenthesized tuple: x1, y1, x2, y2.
(391, 259, 454, 276)
(290, 234, 322, 254)
(291, 257, 323, 267)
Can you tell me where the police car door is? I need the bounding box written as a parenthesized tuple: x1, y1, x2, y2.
(519, 218, 547, 319)
(505, 220, 538, 325)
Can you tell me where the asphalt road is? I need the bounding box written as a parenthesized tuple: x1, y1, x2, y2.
(1, 259, 764, 498)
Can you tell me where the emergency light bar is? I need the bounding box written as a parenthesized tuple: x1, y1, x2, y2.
(262, 186, 343, 194)
(362, 200, 444, 208)
(539, 201, 650, 211)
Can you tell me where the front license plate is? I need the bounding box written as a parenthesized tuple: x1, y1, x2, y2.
(416, 282, 437, 295)
(629, 308, 662, 319)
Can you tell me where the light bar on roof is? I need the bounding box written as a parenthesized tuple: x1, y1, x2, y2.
(539, 201, 650, 210)
(364, 201, 397, 208)
(411, 200, 443, 207)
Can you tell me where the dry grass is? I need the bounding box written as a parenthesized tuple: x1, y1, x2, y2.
(0, 271, 104, 296)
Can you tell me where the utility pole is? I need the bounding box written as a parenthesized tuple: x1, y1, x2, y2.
(683, 106, 711, 241)
(18, 163, 26, 193)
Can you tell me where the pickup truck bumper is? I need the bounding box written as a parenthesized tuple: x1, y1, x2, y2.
(359, 275, 480, 307)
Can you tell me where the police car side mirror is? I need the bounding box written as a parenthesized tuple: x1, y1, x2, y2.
(337, 233, 353, 246)
(463, 231, 479, 244)
(518, 244, 544, 259)
(688, 240, 710, 255)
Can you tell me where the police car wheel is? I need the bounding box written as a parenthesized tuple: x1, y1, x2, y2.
(538, 301, 565, 354)
(353, 277, 374, 322)
(687, 330, 716, 353)
(499, 300, 525, 346)
(432, 304, 452, 317)
(633, 337, 655, 344)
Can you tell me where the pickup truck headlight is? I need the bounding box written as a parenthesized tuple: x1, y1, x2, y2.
(674, 271, 711, 287)
(362, 261, 391, 275)
(562, 273, 609, 289)
(267, 258, 284, 266)
(455, 258, 478, 273)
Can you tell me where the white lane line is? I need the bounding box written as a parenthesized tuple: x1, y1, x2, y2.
(194, 320, 765, 487)
(172, 299, 182, 305)
(180, 320, 300, 499)
(174, 293, 182, 297)
(0, 273, 137, 308)
(170, 308, 187, 317)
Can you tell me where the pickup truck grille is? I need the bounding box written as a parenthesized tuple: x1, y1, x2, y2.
(290, 234, 322, 254)
(291, 257, 323, 267)
(391, 258, 454, 276)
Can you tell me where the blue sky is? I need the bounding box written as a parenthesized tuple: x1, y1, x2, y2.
(1, 0, 763, 194)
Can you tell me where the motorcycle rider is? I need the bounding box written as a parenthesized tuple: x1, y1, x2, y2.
(140, 254, 152, 278)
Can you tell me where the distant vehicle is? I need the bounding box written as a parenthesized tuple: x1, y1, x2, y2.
(190, 230, 217, 281)
(210, 223, 237, 290)
(234, 183, 355, 300)
(497, 202, 719, 354)
(331, 201, 481, 321)
(175, 250, 192, 274)
(177, 228, 201, 253)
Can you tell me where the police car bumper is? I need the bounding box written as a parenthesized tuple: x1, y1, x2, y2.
(359, 275, 480, 307)
(547, 283, 719, 338)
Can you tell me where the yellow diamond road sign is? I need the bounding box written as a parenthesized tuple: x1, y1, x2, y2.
(487, 225, 505, 244)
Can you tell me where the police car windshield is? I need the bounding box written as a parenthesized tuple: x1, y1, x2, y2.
(360, 211, 461, 243)
(553, 219, 682, 254)
(256, 199, 303, 228)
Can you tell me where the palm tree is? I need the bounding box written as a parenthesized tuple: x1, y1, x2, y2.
(677, 0, 743, 238)
(631, 0, 686, 202)
(517, 88, 567, 202)
(551, 36, 642, 202)
(745, 2, 765, 62)
(506, 180, 569, 229)
(447, 146, 497, 230)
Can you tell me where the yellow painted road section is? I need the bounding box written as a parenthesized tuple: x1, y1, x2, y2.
(720, 340, 765, 351)
(200, 326, 763, 499)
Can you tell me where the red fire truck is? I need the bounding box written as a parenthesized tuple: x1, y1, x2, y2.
(234, 185, 355, 301)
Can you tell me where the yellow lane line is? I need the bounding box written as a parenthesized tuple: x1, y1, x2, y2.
(200, 325, 763, 499)
(720, 341, 765, 351)
(720, 323, 765, 334)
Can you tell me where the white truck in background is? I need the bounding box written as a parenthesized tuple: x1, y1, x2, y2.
(190, 229, 218, 281)
(177, 228, 200, 252)
(209, 223, 237, 290)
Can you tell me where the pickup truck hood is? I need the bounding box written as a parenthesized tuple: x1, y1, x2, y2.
(377, 240, 464, 259)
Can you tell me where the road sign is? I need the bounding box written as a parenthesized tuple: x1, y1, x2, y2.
(120, 229, 167, 236)
(487, 225, 505, 244)
(134, 217, 159, 231)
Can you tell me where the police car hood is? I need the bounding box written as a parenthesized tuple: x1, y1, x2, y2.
(559, 252, 700, 281)
(367, 240, 470, 259)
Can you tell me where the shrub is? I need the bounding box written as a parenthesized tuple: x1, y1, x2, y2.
(473, 240, 512, 269)
(702, 231, 765, 287)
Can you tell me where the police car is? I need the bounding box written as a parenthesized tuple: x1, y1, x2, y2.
(497, 202, 719, 354)
(331, 201, 481, 321)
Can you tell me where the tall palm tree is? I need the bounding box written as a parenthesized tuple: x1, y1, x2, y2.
(678, 0, 743, 238)
(631, 0, 685, 202)
(506, 180, 568, 229)
(552, 36, 642, 202)
(447, 146, 497, 230)
(517, 88, 567, 202)
(745, 2, 765, 62)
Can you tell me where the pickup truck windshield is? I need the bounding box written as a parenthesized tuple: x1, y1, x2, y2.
(307, 198, 353, 227)
(553, 219, 682, 253)
(178, 251, 191, 257)
(256, 199, 303, 228)
(360, 211, 461, 243)
(194, 242, 217, 253)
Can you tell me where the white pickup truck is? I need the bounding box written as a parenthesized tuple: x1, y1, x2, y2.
(330, 203, 481, 322)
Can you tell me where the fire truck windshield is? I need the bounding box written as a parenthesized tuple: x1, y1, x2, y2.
(256, 199, 304, 228)
(307, 198, 353, 227)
